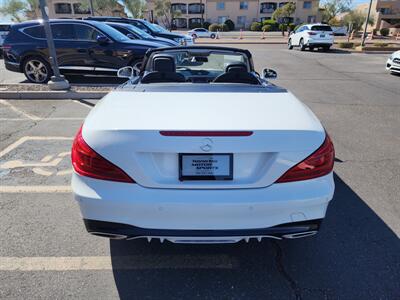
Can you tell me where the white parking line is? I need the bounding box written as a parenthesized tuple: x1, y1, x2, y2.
(0, 136, 73, 158)
(0, 255, 236, 271)
(0, 117, 85, 121)
(0, 186, 72, 193)
(0, 100, 42, 121)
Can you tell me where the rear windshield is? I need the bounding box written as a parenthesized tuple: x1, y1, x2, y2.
(311, 25, 332, 31)
(0, 25, 11, 31)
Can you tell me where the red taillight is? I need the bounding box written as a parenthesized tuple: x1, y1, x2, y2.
(276, 134, 334, 183)
(307, 31, 317, 36)
(71, 126, 135, 183)
(2, 44, 11, 51)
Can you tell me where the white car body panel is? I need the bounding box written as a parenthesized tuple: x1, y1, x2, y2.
(82, 92, 325, 189)
(386, 50, 400, 74)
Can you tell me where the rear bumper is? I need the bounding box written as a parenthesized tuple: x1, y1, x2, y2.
(306, 38, 333, 47)
(84, 218, 323, 242)
(72, 172, 334, 239)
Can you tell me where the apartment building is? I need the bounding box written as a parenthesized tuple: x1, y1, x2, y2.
(375, 0, 400, 34)
(146, 0, 322, 29)
(27, 0, 127, 19)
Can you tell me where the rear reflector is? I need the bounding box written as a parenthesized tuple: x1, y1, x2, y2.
(276, 134, 334, 183)
(71, 126, 135, 183)
(160, 131, 253, 137)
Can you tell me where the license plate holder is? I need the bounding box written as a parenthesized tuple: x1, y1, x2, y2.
(179, 153, 233, 181)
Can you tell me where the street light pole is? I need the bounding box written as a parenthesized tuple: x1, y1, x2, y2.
(89, 0, 94, 16)
(200, 0, 204, 27)
(39, 0, 70, 90)
(361, 0, 373, 47)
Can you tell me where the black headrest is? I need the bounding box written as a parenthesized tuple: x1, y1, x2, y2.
(153, 55, 176, 72)
(226, 63, 247, 73)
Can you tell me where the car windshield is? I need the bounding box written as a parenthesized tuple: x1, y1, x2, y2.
(147, 50, 249, 79)
(310, 25, 332, 31)
(94, 22, 130, 41)
(125, 24, 153, 39)
(145, 21, 169, 33)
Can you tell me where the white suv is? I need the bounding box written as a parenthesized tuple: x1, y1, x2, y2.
(288, 24, 334, 51)
(188, 28, 216, 39)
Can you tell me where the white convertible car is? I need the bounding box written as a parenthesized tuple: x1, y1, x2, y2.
(71, 46, 335, 243)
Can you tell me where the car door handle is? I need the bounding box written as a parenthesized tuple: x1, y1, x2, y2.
(77, 48, 87, 53)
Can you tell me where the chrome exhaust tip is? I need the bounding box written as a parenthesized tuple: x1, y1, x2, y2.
(282, 231, 318, 239)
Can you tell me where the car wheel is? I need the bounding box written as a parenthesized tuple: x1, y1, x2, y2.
(288, 39, 293, 50)
(310, 46, 314, 51)
(322, 46, 331, 52)
(210, 33, 216, 39)
(23, 56, 52, 83)
(192, 34, 197, 39)
(299, 39, 306, 51)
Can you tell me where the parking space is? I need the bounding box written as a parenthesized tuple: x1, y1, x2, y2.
(1, 45, 399, 299)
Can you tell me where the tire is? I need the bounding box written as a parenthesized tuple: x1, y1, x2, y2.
(310, 46, 314, 51)
(299, 39, 306, 51)
(192, 34, 197, 39)
(23, 56, 52, 83)
(322, 46, 331, 52)
(288, 39, 293, 50)
(210, 33, 216, 39)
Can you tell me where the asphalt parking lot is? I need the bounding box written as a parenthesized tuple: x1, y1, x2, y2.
(1, 44, 399, 299)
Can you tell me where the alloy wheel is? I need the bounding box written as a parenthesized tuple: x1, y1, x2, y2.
(24, 59, 48, 83)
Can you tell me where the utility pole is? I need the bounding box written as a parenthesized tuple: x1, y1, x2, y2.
(200, 0, 204, 27)
(89, 0, 94, 16)
(39, 0, 70, 90)
(361, 0, 373, 47)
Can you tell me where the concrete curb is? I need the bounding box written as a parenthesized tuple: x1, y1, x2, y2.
(0, 90, 108, 100)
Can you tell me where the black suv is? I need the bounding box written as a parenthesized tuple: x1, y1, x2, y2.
(86, 17, 192, 45)
(3, 19, 163, 83)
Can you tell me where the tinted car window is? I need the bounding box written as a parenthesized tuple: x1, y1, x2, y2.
(311, 25, 332, 31)
(74, 24, 102, 41)
(23, 26, 45, 38)
(130, 21, 150, 33)
(51, 24, 75, 40)
(0, 25, 11, 31)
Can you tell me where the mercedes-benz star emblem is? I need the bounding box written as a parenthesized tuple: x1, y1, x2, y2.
(200, 138, 213, 152)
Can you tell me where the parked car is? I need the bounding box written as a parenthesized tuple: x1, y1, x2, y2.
(0, 22, 13, 57)
(188, 28, 216, 39)
(86, 17, 193, 45)
(71, 46, 335, 243)
(386, 50, 400, 75)
(105, 22, 179, 46)
(288, 24, 334, 51)
(2, 19, 163, 83)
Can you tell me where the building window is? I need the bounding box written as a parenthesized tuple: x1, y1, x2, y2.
(303, 1, 312, 9)
(279, 2, 288, 8)
(73, 3, 91, 14)
(237, 16, 246, 25)
(171, 3, 187, 14)
(172, 18, 188, 28)
(217, 16, 228, 23)
(379, 8, 392, 15)
(54, 3, 72, 14)
(188, 3, 204, 14)
(240, 1, 248, 10)
(307, 15, 316, 23)
(216, 2, 225, 10)
(260, 2, 277, 13)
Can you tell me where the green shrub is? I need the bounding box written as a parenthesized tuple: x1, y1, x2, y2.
(338, 42, 354, 48)
(208, 23, 220, 32)
(250, 22, 262, 31)
(219, 23, 229, 32)
(262, 25, 272, 32)
(373, 42, 389, 47)
(288, 23, 296, 32)
(203, 21, 211, 30)
(224, 19, 235, 31)
(279, 24, 287, 31)
(262, 19, 279, 31)
(380, 28, 389, 36)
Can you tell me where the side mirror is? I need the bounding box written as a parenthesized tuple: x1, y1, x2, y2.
(97, 35, 110, 45)
(117, 66, 138, 78)
(127, 33, 135, 39)
(262, 68, 278, 79)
